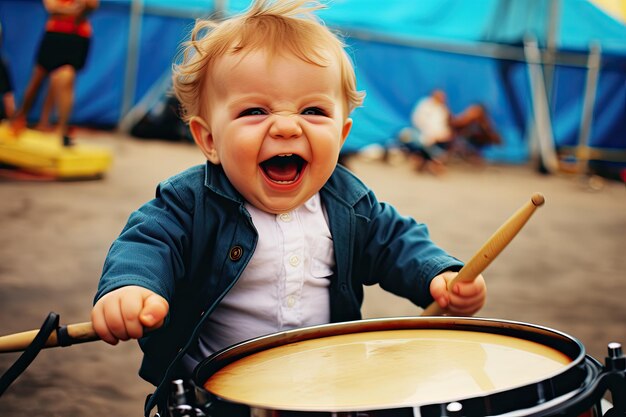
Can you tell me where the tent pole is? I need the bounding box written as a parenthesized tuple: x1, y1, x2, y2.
(118, 72, 172, 134)
(342, 27, 590, 68)
(117, 1, 226, 136)
(576, 43, 601, 174)
(524, 37, 559, 174)
(119, 0, 144, 127)
(542, 0, 560, 113)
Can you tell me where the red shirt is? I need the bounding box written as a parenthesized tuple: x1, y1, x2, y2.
(45, 0, 92, 38)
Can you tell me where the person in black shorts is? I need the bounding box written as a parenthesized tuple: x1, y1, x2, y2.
(11, 0, 99, 146)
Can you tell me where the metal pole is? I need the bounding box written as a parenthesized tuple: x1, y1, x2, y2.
(542, 0, 560, 110)
(577, 43, 601, 174)
(120, 0, 144, 126)
(524, 37, 559, 174)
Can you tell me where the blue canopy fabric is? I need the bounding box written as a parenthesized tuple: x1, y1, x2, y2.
(0, 0, 624, 163)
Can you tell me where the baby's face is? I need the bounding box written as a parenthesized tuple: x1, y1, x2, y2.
(193, 49, 352, 214)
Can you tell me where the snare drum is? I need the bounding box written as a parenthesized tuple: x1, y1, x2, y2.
(184, 317, 623, 417)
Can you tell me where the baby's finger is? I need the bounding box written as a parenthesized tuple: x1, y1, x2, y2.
(91, 304, 118, 345)
(449, 291, 485, 315)
(102, 297, 131, 341)
(452, 275, 486, 297)
(121, 294, 145, 339)
(429, 275, 450, 309)
(140, 293, 169, 329)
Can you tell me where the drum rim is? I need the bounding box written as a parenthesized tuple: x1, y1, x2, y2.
(193, 316, 588, 414)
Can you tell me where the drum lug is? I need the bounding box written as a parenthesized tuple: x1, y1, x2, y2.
(605, 342, 625, 372)
(602, 342, 626, 417)
(445, 402, 463, 416)
(168, 379, 207, 417)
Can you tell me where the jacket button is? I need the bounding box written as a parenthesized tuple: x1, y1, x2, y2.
(229, 246, 243, 261)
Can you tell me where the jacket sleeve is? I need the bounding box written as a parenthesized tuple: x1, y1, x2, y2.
(353, 191, 464, 308)
(94, 178, 194, 304)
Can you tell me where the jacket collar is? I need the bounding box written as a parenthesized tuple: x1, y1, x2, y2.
(203, 162, 246, 205)
(322, 164, 370, 208)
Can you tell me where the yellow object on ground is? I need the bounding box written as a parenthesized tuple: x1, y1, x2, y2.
(0, 121, 113, 179)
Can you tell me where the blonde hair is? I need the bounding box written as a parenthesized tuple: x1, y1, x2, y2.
(172, 0, 365, 122)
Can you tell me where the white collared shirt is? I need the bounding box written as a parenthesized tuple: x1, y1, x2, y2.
(192, 193, 334, 360)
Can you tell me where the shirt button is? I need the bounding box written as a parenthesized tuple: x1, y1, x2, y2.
(229, 246, 243, 261)
(279, 213, 292, 222)
(286, 295, 296, 307)
(289, 255, 300, 267)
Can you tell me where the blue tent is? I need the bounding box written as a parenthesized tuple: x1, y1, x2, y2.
(1, 0, 624, 166)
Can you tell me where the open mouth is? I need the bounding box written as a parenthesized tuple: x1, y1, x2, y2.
(260, 154, 307, 184)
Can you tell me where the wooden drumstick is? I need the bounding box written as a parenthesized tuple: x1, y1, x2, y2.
(421, 193, 545, 316)
(0, 322, 98, 353)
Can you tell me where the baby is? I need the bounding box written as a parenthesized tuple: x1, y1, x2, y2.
(91, 1, 486, 414)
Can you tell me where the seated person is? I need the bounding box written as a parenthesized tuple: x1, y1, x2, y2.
(399, 90, 501, 172)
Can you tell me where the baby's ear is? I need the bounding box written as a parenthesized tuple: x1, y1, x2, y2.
(189, 116, 220, 164)
(341, 118, 353, 147)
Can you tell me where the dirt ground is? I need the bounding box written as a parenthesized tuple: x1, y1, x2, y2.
(0, 129, 624, 416)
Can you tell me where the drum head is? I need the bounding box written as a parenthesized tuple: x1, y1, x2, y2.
(194, 317, 589, 415)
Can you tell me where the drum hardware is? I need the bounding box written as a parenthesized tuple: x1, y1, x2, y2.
(601, 342, 625, 416)
(446, 402, 464, 417)
(606, 343, 625, 371)
(167, 379, 207, 417)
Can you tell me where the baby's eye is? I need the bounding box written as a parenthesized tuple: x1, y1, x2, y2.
(301, 107, 327, 116)
(238, 108, 267, 117)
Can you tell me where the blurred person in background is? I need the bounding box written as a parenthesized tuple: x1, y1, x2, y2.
(11, 0, 99, 146)
(399, 89, 501, 174)
(34, 80, 59, 132)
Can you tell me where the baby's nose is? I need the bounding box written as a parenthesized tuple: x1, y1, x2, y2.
(269, 114, 302, 139)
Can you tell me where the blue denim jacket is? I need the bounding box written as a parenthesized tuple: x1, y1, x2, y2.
(94, 162, 463, 414)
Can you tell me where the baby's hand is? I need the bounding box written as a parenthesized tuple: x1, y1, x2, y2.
(91, 286, 169, 345)
(429, 271, 486, 316)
